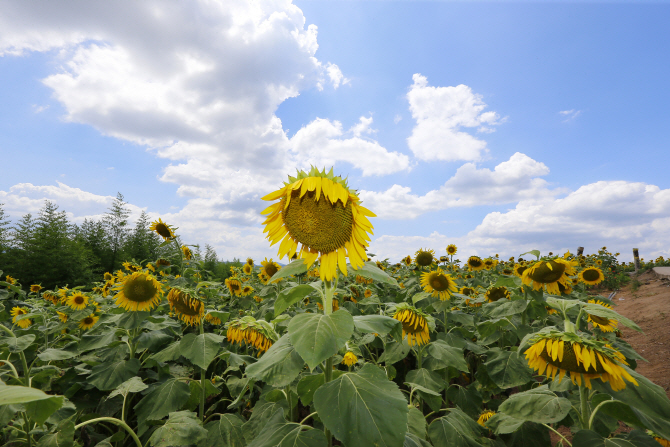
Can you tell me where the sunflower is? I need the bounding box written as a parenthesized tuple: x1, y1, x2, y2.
(181, 246, 193, 260)
(364, 289, 372, 298)
(258, 272, 270, 285)
(393, 304, 431, 346)
(460, 286, 477, 297)
(79, 314, 99, 330)
(485, 286, 511, 303)
(260, 258, 282, 282)
(43, 291, 59, 304)
(343, 351, 358, 366)
(356, 275, 373, 285)
(167, 288, 205, 326)
(414, 248, 435, 267)
(225, 278, 243, 297)
(67, 292, 89, 311)
(241, 285, 254, 297)
(5, 275, 16, 285)
(103, 272, 114, 282)
(402, 255, 412, 266)
(156, 258, 171, 268)
(596, 259, 603, 266)
(522, 258, 576, 295)
(226, 316, 276, 355)
(512, 264, 527, 278)
(261, 167, 375, 282)
(586, 300, 618, 332)
(149, 218, 175, 240)
(579, 267, 605, 286)
(421, 268, 458, 300)
(57, 311, 68, 323)
(467, 256, 485, 272)
(648, 431, 670, 447)
(466, 298, 483, 308)
(11, 307, 31, 329)
(30, 284, 42, 293)
(242, 264, 253, 275)
(376, 261, 386, 271)
(524, 331, 638, 391)
(446, 244, 458, 255)
(483, 258, 496, 270)
(113, 272, 162, 311)
(477, 410, 495, 427)
(205, 313, 222, 325)
(254, 295, 263, 302)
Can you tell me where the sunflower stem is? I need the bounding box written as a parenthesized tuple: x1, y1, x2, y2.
(200, 320, 206, 422)
(574, 309, 584, 331)
(75, 417, 142, 447)
(588, 398, 615, 430)
(579, 384, 590, 429)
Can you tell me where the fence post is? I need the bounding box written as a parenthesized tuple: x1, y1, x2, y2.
(633, 248, 640, 273)
(577, 247, 584, 256)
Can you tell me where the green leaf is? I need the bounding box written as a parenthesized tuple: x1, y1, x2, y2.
(136, 330, 174, 352)
(403, 432, 433, 447)
(519, 250, 540, 260)
(26, 396, 65, 425)
(296, 371, 344, 406)
(207, 311, 230, 325)
(288, 309, 354, 370)
(313, 363, 408, 447)
(134, 378, 191, 422)
(380, 340, 411, 365)
(425, 340, 469, 373)
(446, 384, 483, 418)
(118, 311, 150, 329)
(505, 422, 551, 447)
(242, 401, 285, 443)
(582, 302, 642, 332)
(275, 284, 314, 316)
(150, 411, 208, 447)
(412, 292, 431, 305)
(37, 348, 78, 361)
(349, 261, 398, 286)
(483, 348, 533, 389)
(246, 334, 305, 387)
(78, 330, 117, 353)
(88, 358, 141, 391)
(485, 412, 524, 435)
(353, 315, 402, 340)
(270, 259, 308, 283)
(36, 419, 75, 447)
(0, 334, 36, 352)
(492, 275, 521, 288)
(247, 409, 327, 447)
(427, 408, 482, 447)
(497, 385, 571, 424)
(407, 407, 427, 439)
(108, 376, 148, 399)
(0, 384, 59, 405)
(150, 341, 183, 363)
(406, 369, 445, 393)
(201, 413, 246, 447)
(180, 333, 224, 370)
(572, 430, 636, 447)
(482, 299, 527, 319)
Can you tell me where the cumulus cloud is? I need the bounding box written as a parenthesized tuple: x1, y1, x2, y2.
(406, 74, 504, 162)
(369, 180, 670, 262)
(360, 152, 553, 219)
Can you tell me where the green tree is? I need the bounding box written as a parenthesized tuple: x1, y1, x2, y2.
(0, 203, 11, 267)
(103, 193, 130, 273)
(124, 210, 163, 263)
(78, 217, 113, 276)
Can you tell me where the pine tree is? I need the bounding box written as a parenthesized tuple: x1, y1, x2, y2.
(103, 193, 130, 273)
(203, 244, 218, 272)
(78, 218, 112, 276)
(0, 203, 11, 267)
(125, 210, 163, 263)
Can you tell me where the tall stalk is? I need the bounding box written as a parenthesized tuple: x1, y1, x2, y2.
(322, 277, 337, 447)
(200, 320, 206, 421)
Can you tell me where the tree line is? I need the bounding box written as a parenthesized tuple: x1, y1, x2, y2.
(0, 194, 241, 290)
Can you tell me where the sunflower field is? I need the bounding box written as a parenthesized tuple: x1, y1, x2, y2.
(1, 167, 670, 447)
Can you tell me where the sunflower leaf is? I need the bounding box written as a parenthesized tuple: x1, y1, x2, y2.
(427, 407, 483, 447)
(497, 385, 571, 424)
(269, 259, 308, 283)
(202, 413, 246, 447)
(581, 302, 642, 332)
(288, 310, 353, 370)
(274, 284, 314, 316)
(348, 261, 398, 286)
(87, 358, 141, 391)
(572, 429, 637, 447)
(180, 333, 224, 370)
(0, 334, 36, 352)
(246, 334, 305, 388)
(353, 315, 402, 341)
(483, 348, 533, 389)
(149, 411, 208, 447)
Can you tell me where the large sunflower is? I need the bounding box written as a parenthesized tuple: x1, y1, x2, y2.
(586, 299, 618, 332)
(485, 286, 511, 303)
(521, 258, 576, 295)
(113, 272, 162, 311)
(420, 268, 458, 300)
(150, 218, 176, 240)
(226, 316, 276, 355)
(261, 167, 375, 282)
(393, 303, 431, 346)
(167, 288, 204, 326)
(579, 267, 605, 286)
(524, 331, 638, 391)
(67, 292, 89, 311)
(467, 256, 485, 272)
(11, 307, 31, 329)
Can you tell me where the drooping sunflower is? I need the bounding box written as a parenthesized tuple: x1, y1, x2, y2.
(181, 246, 193, 260)
(446, 244, 458, 255)
(79, 314, 99, 330)
(205, 313, 222, 325)
(356, 275, 373, 285)
(376, 261, 386, 271)
(343, 351, 358, 366)
(522, 258, 577, 295)
(167, 288, 205, 326)
(30, 284, 42, 293)
(402, 255, 412, 266)
(579, 267, 605, 286)
(11, 307, 31, 329)
(122, 261, 141, 272)
(226, 316, 276, 355)
(460, 286, 477, 297)
(43, 291, 59, 304)
(113, 272, 162, 311)
(524, 331, 638, 391)
(67, 292, 89, 311)
(225, 277, 243, 297)
(586, 299, 618, 332)
(57, 311, 68, 323)
(242, 264, 253, 275)
(260, 258, 281, 282)
(477, 410, 495, 427)
(512, 263, 528, 278)
(393, 303, 431, 346)
(420, 268, 458, 300)
(104, 272, 114, 281)
(414, 248, 435, 267)
(467, 256, 485, 272)
(485, 286, 511, 303)
(156, 258, 171, 268)
(261, 167, 375, 282)
(149, 218, 176, 240)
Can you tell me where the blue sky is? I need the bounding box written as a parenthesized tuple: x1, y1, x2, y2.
(1, 1, 669, 263)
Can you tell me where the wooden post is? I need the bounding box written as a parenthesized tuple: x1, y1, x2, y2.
(633, 248, 640, 272)
(577, 247, 584, 256)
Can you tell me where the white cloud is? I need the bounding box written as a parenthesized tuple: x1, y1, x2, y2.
(32, 104, 49, 113)
(360, 152, 553, 219)
(325, 62, 350, 89)
(394, 114, 402, 124)
(406, 74, 504, 162)
(559, 109, 581, 122)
